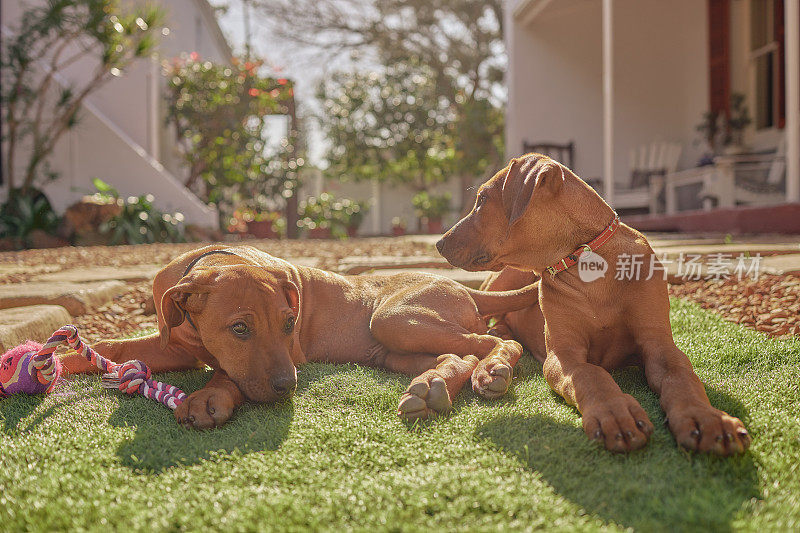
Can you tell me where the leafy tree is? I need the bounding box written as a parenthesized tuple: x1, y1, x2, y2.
(258, 0, 506, 210)
(318, 60, 455, 192)
(0, 0, 164, 197)
(163, 55, 301, 226)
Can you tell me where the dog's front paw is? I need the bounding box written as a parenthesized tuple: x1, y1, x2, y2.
(471, 356, 512, 399)
(397, 373, 451, 421)
(175, 387, 235, 429)
(667, 405, 750, 456)
(583, 394, 654, 452)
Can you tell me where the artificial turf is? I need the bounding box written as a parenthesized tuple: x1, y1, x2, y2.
(1, 298, 799, 531)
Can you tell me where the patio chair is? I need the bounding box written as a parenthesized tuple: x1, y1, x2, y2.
(522, 140, 574, 169)
(664, 138, 786, 213)
(586, 142, 682, 214)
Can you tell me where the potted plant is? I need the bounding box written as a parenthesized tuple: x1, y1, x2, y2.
(299, 193, 334, 239)
(246, 211, 283, 239)
(299, 193, 368, 239)
(696, 92, 752, 159)
(391, 216, 407, 236)
(335, 198, 369, 237)
(695, 110, 724, 159)
(725, 93, 751, 153)
(228, 208, 284, 239)
(412, 191, 451, 234)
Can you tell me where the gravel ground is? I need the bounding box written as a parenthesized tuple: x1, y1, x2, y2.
(669, 274, 800, 339)
(76, 281, 157, 342)
(0, 238, 436, 284)
(1, 238, 797, 342)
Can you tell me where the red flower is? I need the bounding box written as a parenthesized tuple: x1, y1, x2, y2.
(277, 78, 288, 85)
(249, 88, 261, 97)
(189, 52, 199, 61)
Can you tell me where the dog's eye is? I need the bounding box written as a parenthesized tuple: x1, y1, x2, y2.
(283, 315, 296, 335)
(231, 322, 250, 336)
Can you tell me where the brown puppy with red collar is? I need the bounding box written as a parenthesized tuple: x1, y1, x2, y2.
(436, 153, 750, 456)
(61, 245, 533, 428)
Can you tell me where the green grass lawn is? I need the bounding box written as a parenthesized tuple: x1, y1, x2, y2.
(2, 299, 799, 531)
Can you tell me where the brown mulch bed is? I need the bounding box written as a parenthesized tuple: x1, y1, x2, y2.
(76, 282, 157, 343)
(0, 238, 436, 284)
(669, 274, 800, 339)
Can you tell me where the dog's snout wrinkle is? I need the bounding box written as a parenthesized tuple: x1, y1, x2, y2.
(473, 253, 490, 265)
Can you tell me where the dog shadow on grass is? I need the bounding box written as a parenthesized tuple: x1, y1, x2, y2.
(475, 365, 759, 531)
(107, 369, 294, 474)
(0, 394, 47, 434)
(0, 388, 104, 435)
(106, 362, 397, 474)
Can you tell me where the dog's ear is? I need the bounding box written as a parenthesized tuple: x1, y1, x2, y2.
(502, 156, 565, 226)
(159, 267, 217, 348)
(281, 281, 300, 315)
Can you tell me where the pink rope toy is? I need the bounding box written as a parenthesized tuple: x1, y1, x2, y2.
(0, 325, 186, 410)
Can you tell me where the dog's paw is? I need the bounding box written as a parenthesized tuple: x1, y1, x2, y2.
(471, 356, 512, 399)
(667, 405, 750, 456)
(175, 387, 235, 429)
(397, 373, 451, 421)
(583, 394, 654, 452)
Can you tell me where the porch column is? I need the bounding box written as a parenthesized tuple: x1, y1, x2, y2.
(148, 57, 161, 160)
(786, 0, 800, 202)
(602, 0, 615, 206)
(371, 179, 382, 234)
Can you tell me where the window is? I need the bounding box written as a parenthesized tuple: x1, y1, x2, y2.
(750, 0, 785, 130)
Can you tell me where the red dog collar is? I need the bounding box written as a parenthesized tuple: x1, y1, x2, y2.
(545, 214, 620, 277)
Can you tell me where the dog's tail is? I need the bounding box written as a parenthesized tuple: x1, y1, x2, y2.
(466, 281, 539, 317)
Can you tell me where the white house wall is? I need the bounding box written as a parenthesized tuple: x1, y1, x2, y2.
(1, 0, 230, 228)
(612, 0, 708, 176)
(45, 95, 218, 226)
(321, 178, 476, 235)
(507, 0, 708, 185)
(506, 0, 604, 179)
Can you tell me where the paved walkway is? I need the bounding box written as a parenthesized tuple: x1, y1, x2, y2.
(2, 234, 799, 350)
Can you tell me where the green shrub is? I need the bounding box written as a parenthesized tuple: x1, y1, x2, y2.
(92, 179, 185, 245)
(412, 191, 451, 219)
(298, 193, 368, 238)
(0, 189, 61, 248)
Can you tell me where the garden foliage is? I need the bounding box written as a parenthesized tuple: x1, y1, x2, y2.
(163, 55, 301, 224)
(0, 0, 164, 196)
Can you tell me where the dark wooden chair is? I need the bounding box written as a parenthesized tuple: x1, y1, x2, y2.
(522, 140, 574, 168)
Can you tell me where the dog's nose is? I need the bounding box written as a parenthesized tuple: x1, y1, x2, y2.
(271, 375, 297, 397)
(435, 238, 445, 254)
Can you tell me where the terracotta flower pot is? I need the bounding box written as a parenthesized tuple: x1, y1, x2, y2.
(426, 217, 443, 235)
(392, 226, 406, 236)
(246, 220, 278, 239)
(308, 226, 332, 239)
(347, 225, 359, 238)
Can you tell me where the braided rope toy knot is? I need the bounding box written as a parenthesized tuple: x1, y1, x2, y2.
(3, 324, 185, 410)
(116, 360, 151, 395)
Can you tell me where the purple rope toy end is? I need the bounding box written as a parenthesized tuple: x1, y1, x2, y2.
(1, 325, 186, 411)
